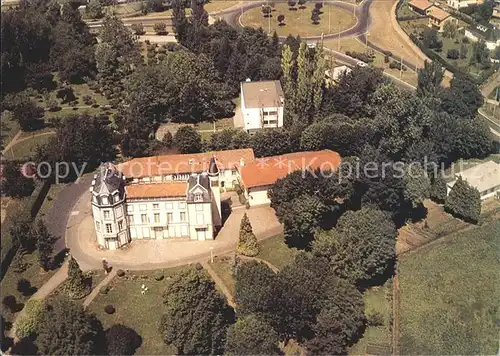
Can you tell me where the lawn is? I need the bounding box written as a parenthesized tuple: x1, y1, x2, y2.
(0, 111, 20, 150)
(240, 3, 356, 37)
(2, 132, 55, 160)
(87, 267, 187, 355)
(37, 184, 68, 220)
(349, 284, 392, 355)
(398, 220, 500, 354)
(0, 252, 56, 324)
(257, 234, 298, 270)
(210, 256, 236, 296)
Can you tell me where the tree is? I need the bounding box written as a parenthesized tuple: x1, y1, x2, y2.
(37, 114, 116, 180)
(305, 278, 365, 355)
(131, 23, 145, 35)
(14, 299, 43, 340)
(440, 73, 484, 119)
(262, 5, 272, 17)
(251, 128, 292, 157)
(160, 267, 235, 354)
(447, 48, 459, 59)
(277, 14, 285, 25)
(153, 22, 168, 35)
(470, 40, 490, 69)
(205, 129, 237, 151)
(86, 0, 104, 19)
(281, 195, 329, 249)
(173, 126, 202, 153)
(0, 160, 35, 198)
(403, 164, 431, 208)
(460, 43, 468, 59)
(312, 207, 397, 287)
(172, 0, 190, 42)
(236, 213, 260, 257)
(417, 60, 444, 98)
(288, 0, 297, 10)
(64, 256, 89, 299)
(230, 131, 252, 149)
(35, 220, 58, 271)
(12, 98, 44, 131)
(106, 324, 142, 355)
(442, 21, 458, 38)
(37, 297, 106, 355)
(225, 314, 280, 355)
(10, 212, 35, 253)
(298, 0, 307, 8)
(234, 260, 276, 316)
(311, 8, 320, 24)
(17, 279, 35, 296)
(445, 176, 481, 223)
(429, 172, 447, 203)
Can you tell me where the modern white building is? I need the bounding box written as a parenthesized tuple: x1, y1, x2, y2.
(447, 0, 484, 9)
(91, 149, 255, 249)
(240, 80, 284, 134)
(446, 160, 500, 200)
(325, 65, 352, 86)
(465, 24, 500, 50)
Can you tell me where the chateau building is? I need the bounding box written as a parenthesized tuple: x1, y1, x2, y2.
(91, 148, 341, 250)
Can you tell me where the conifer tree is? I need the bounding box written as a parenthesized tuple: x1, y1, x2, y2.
(35, 220, 58, 271)
(236, 213, 259, 257)
(312, 42, 326, 112)
(65, 256, 89, 299)
(445, 176, 481, 223)
(281, 44, 295, 111)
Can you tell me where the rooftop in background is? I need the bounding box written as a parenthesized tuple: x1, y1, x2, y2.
(408, 0, 433, 11)
(126, 182, 187, 199)
(428, 6, 451, 20)
(240, 150, 342, 188)
(240, 80, 284, 109)
(119, 148, 255, 178)
(467, 23, 500, 41)
(449, 160, 500, 193)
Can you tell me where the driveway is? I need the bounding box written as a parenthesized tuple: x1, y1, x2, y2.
(65, 187, 282, 271)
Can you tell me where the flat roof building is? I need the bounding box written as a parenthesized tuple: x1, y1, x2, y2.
(447, 160, 500, 200)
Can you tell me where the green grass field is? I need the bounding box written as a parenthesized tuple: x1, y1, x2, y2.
(1, 111, 20, 150)
(88, 267, 186, 355)
(2, 133, 55, 160)
(349, 284, 392, 355)
(398, 220, 500, 354)
(257, 234, 298, 270)
(210, 256, 236, 296)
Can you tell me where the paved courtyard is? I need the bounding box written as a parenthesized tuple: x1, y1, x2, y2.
(66, 190, 282, 271)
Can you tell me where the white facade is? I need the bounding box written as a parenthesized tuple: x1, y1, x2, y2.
(465, 27, 500, 50)
(91, 160, 222, 250)
(240, 80, 285, 133)
(245, 186, 272, 207)
(446, 160, 500, 200)
(447, 0, 483, 9)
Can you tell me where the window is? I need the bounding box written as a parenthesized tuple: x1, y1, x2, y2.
(127, 214, 134, 225)
(105, 223, 113, 234)
(194, 193, 203, 202)
(118, 220, 123, 231)
(141, 214, 148, 224)
(166, 203, 173, 210)
(196, 213, 204, 224)
(114, 194, 120, 203)
(196, 204, 204, 212)
(178, 202, 186, 210)
(232, 170, 237, 176)
(96, 221, 101, 232)
(103, 210, 111, 219)
(154, 213, 160, 223)
(140, 204, 147, 211)
(127, 205, 134, 213)
(102, 196, 109, 205)
(153, 203, 159, 210)
(180, 212, 186, 222)
(167, 213, 173, 223)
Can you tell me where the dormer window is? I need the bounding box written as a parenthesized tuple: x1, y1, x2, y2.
(194, 193, 203, 202)
(102, 196, 109, 205)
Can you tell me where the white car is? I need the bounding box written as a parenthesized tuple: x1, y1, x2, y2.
(356, 61, 368, 67)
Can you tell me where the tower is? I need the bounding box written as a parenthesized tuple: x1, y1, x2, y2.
(90, 163, 129, 250)
(208, 156, 222, 228)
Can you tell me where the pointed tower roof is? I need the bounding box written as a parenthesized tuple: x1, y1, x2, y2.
(208, 156, 219, 176)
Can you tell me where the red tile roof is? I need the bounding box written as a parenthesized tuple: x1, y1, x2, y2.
(119, 149, 255, 179)
(408, 0, 432, 11)
(126, 183, 187, 199)
(428, 6, 451, 20)
(240, 150, 342, 188)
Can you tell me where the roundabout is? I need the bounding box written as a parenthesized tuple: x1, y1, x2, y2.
(239, 2, 357, 38)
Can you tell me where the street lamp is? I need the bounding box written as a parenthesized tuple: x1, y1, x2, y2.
(337, 20, 341, 51)
(400, 45, 404, 79)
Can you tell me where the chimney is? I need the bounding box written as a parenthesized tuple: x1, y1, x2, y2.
(240, 158, 245, 167)
(91, 179, 96, 186)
